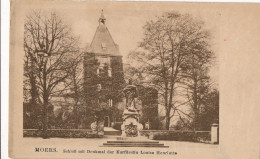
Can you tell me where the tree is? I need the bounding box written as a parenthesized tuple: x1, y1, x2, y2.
(62, 50, 84, 129)
(24, 51, 42, 129)
(179, 35, 215, 130)
(128, 11, 211, 130)
(24, 11, 79, 137)
(196, 89, 219, 130)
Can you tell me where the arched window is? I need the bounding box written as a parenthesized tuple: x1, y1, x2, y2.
(108, 99, 113, 107)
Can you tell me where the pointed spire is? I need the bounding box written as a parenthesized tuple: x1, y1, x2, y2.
(99, 9, 106, 25)
(87, 10, 121, 56)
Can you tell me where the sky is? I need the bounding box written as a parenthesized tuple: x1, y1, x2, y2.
(22, 1, 220, 85)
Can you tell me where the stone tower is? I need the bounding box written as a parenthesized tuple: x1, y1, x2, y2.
(84, 11, 125, 127)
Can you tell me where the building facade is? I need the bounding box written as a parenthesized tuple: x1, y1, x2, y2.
(83, 11, 125, 127)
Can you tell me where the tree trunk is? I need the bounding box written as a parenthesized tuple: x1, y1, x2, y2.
(29, 74, 38, 104)
(193, 78, 198, 130)
(42, 64, 48, 139)
(165, 111, 170, 130)
(42, 96, 48, 138)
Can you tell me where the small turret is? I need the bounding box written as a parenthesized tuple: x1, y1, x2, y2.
(99, 9, 106, 25)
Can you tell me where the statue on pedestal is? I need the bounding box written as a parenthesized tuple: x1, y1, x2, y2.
(121, 79, 143, 137)
(123, 79, 138, 112)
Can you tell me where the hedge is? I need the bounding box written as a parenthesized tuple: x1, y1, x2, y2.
(23, 129, 103, 138)
(112, 122, 122, 130)
(140, 130, 211, 143)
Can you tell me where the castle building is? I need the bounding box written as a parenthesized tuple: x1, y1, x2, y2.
(83, 11, 125, 127)
(23, 11, 160, 130)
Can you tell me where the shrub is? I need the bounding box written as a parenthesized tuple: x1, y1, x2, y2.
(112, 122, 122, 130)
(153, 131, 196, 141)
(143, 131, 211, 143)
(23, 129, 103, 138)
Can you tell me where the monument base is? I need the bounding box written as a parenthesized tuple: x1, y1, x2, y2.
(116, 135, 148, 141)
(121, 109, 143, 137)
(101, 108, 169, 147)
(102, 135, 169, 147)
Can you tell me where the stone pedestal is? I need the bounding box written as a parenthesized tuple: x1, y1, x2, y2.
(121, 110, 143, 138)
(102, 109, 169, 147)
(211, 123, 219, 144)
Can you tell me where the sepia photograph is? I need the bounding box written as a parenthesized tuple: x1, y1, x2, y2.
(22, 4, 219, 145)
(8, 0, 260, 159)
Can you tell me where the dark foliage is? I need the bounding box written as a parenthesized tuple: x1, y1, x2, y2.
(23, 129, 102, 138)
(152, 131, 210, 143)
(112, 122, 122, 130)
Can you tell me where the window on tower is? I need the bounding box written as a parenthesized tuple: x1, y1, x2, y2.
(97, 84, 102, 92)
(96, 56, 111, 77)
(108, 99, 113, 107)
(101, 42, 106, 50)
(108, 67, 112, 77)
(96, 56, 110, 68)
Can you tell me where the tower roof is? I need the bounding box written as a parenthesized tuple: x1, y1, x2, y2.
(87, 11, 121, 56)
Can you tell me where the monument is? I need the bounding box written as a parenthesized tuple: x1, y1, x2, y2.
(102, 79, 168, 147)
(121, 79, 143, 138)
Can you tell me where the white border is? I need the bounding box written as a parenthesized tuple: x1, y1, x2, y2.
(1, 0, 10, 158)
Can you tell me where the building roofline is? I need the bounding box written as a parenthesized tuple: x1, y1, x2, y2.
(84, 52, 123, 57)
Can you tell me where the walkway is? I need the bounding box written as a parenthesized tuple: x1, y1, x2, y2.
(24, 136, 220, 159)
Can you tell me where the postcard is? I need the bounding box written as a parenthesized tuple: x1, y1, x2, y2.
(9, 0, 260, 158)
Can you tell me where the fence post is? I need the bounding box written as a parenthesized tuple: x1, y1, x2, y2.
(211, 123, 219, 144)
